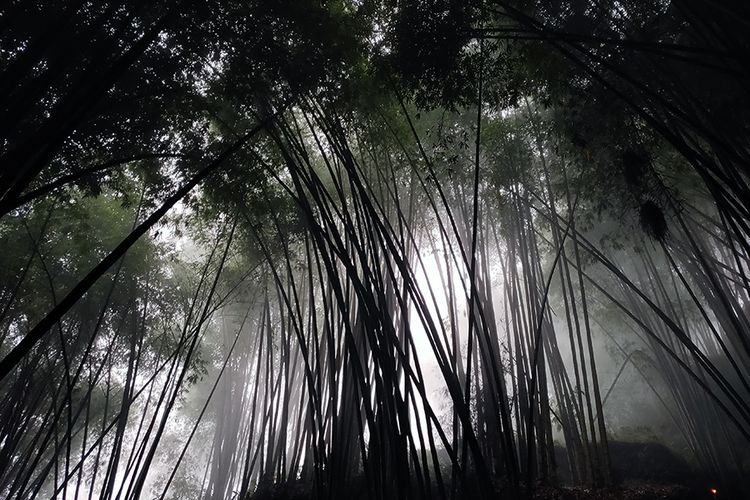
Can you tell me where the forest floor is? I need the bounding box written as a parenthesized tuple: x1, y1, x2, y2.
(531, 483, 698, 499)
(251, 482, 706, 500)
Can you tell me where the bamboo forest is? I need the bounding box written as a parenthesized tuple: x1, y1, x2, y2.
(2, 1, 750, 499)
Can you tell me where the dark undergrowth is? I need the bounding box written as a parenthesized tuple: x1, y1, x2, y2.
(247, 440, 737, 500)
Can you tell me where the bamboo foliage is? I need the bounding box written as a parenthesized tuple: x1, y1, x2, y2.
(1, 92, 750, 500)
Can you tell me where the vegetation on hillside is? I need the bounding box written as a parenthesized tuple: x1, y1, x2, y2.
(1, 1, 749, 498)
